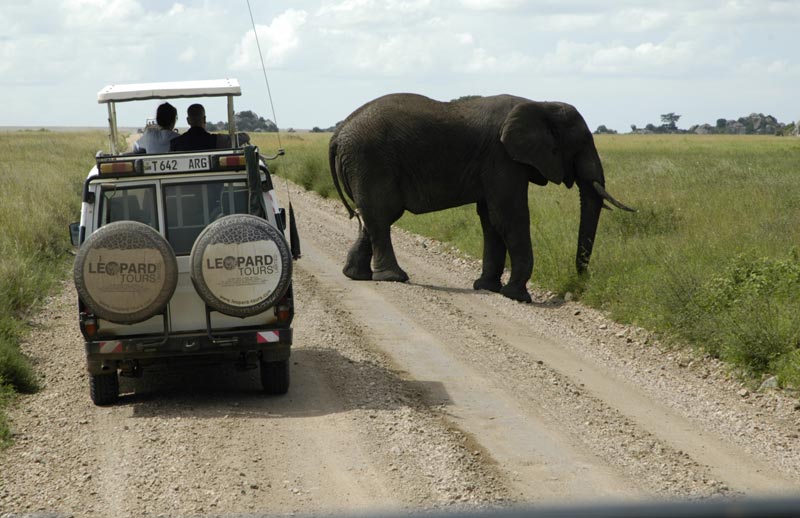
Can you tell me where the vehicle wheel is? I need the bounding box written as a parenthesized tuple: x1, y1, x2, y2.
(74, 221, 178, 324)
(90, 372, 119, 406)
(260, 359, 289, 395)
(190, 214, 292, 318)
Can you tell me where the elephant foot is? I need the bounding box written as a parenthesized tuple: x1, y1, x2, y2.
(372, 267, 409, 282)
(343, 265, 372, 281)
(343, 249, 373, 280)
(473, 277, 502, 293)
(500, 283, 532, 303)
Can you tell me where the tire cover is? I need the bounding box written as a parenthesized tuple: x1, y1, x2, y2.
(190, 214, 292, 318)
(74, 221, 178, 324)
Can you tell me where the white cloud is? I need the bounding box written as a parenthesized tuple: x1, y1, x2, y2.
(460, 0, 526, 10)
(316, 0, 433, 27)
(535, 13, 604, 31)
(0, 0, 797, 130)
(345, 30, 473, 76)
(178, 47, 196, 62)
(231, 9, 308, 70)
(586, 41, 695, 74)
(63, 0, 140, 26)
(167, 3, 185, 16)
(738, 58, 800, 77)
(537, 40, 707, 77)
(461, 48, 532, 74)
(613, 9, 671, 32)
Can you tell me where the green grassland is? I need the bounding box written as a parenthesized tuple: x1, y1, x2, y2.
(255, 132, 800, 387)
(0, 130, 109, 445)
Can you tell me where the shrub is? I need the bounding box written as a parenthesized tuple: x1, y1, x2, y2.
(675, 255, 800, 378)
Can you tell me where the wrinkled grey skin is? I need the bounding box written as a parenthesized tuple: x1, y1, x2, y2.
(329, 93, 633, 302)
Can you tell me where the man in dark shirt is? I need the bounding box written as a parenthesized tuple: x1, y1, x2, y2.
(169, 103, 217, 151)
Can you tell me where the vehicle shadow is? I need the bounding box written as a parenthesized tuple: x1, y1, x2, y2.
(125, 347, 451, 419)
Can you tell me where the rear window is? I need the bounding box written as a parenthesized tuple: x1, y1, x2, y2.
(99, 185, 158, 230)
(164, 181, 248, 255)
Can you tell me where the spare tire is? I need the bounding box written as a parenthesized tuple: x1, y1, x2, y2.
(190, 214, 292, 318)
(74, 221, 178, 324)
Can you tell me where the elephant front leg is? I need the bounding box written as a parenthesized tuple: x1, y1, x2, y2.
(473, 200, 504, 293)
(500, 228, 533, 303)
(490, 194, 532, 303)
(343, 227, 374, 280)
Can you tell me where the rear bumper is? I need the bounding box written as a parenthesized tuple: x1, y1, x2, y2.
(85, 328, 292, 374)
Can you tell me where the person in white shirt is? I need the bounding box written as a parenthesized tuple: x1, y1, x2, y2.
(132, 102, 179, 153)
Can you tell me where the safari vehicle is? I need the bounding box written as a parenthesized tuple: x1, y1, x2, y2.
(69, 79, 297, 405)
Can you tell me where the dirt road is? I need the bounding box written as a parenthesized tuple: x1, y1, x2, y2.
(2, 182, 800, 517)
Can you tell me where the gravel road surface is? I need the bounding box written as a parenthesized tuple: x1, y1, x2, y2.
(2, 181, 800, 517)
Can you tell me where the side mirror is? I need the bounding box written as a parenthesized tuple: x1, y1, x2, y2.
(69, 222, 81, 246)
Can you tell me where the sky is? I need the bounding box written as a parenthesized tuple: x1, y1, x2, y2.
(1, 0, 798, 133)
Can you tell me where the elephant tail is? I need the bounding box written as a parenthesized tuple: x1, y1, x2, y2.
(329, 136, 361, 224)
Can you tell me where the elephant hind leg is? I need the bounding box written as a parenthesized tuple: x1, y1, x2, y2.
(370, 226, 409, 282)
(362, 207, 408, 283)
(343, 227, 373, 280)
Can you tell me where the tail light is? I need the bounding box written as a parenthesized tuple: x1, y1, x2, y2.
(275, 296, 292, 323)
(215, 154, 246, 170)
(98, 160, 140, 175)
(84, 316, 98, 337)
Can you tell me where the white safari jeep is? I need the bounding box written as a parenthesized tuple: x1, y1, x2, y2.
(70, 79, 297, 405)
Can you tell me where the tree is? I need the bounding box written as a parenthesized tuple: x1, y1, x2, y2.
(660, 112, 681, 131)
(236, 110, 278, 132)
(594, 125, 617, 135)
(206, 110, 278, 132)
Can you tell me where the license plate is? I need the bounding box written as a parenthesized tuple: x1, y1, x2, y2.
(143, 156, 210, 174)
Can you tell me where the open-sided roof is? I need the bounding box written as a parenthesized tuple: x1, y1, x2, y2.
(97, 79, 241, 104)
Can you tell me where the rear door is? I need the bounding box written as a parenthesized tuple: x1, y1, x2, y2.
(160, 176, 278, 332)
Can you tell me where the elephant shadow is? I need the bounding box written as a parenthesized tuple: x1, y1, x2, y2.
(407, 281, 565, 309)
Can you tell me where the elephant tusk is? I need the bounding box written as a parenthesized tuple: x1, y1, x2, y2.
(593, 181, 636, 212)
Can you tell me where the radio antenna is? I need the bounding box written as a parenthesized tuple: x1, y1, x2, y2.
(246, 0, 283, 152)
(246, 0, 301, 259)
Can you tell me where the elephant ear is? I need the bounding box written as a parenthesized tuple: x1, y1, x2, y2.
(500, 102, 564, 185)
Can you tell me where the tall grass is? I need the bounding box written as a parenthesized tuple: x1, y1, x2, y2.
(267, 132, 800, 388)
(250, 133, 335, 198)
(582, 136, 800, 385)
(0, 130, 107, 445)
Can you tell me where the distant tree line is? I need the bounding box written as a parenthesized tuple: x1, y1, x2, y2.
(308, 121, 343, 133)
(624, 113, 685, 135)
(596, 112, 799, 136)
(207, 110, 278, 132)
(689, 114, 797, 136)
(208, 106, 799, 137)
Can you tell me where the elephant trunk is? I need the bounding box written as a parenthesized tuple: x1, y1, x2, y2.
(576, 179, 603, 274)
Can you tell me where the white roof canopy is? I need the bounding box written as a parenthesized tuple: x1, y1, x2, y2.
(97, 79, 241, 103)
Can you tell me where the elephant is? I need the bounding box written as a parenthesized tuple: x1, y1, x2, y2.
(328, 93, 634, 303)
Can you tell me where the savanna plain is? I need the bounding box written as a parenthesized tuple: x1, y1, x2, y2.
(264, 131, 800, 385)
(1, 130, 800, 516)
